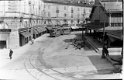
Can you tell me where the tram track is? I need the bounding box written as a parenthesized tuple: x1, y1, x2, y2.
(29, 52, 61, 80)
(38, 49, 80, 80)
(23, 42, 61, 80)
(23, 34, 116, 80)
(24, 51, 60, 80)
(24, 56, 39, 80)
(24, 45, 79, 80)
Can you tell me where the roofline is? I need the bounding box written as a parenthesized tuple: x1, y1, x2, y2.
(107, 33, 122, 40)
(106, 11, 123, 13)
(43, 1, 93, 7)
(89, 0, 107, 19)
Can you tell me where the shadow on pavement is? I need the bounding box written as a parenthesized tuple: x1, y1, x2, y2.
(88, 55, 122, 74)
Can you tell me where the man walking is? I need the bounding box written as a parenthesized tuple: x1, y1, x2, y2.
(9, 49, 13, 60)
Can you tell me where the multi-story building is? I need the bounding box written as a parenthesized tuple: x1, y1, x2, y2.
(0, 0, 92, 49)
(42, 0, 92, 25)
(0, 0, 45, 49)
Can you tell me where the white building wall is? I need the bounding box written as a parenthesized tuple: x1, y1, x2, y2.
(0, 0, 45, 49)
(43, 2, 92, 25)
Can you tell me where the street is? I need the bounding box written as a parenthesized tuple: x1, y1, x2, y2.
(0, 32, 122, 80)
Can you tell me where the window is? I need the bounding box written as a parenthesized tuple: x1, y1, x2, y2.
(25, 37, 28, 43)
(71, 20, 73, 23)
(78, 8, 80, 11)
(48, 5, 50, 9)
(29, 29, 31, 32)
(28, 1, 31, 5)
(64, 13, 67, 17)
(64, 6, 66, 10)
(48, 12, 51, 17)
(71, 14, 73, 18)
(44, 21, 46, 24)
(111, 23, 122, 27)
(29, 36, 31, 41)
(37, 19, 38, 23)
(39, 6, 41, 10)
(56, 9, 59, 13)
(77, 14, 80, 18)
(56, 6, 59, 13)
(71, 9, 73, 13)
(64, 19, 67, 23)
(77, 19, 80, 23)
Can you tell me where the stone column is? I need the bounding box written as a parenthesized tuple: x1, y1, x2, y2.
(109, 13, 111, 27)
(9, 30, 20, 49)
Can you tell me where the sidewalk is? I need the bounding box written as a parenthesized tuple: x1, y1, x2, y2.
(85, 35, 122, 73)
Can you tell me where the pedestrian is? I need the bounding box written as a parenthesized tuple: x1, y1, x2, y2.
(29, 39, 34, 45)
(102, 44, 109, 58)
(103, 45, 109, 56)
(9, 49, 13, 60)
(31, 39, 34, 44)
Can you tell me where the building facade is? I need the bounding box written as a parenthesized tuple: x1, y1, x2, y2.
(0, 0, 45, 49)
(42, 0, 92, 25)
(0, 0, 92, 49)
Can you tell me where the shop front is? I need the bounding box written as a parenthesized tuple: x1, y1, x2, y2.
(33, 28, 39, 39)
(0, 29, 11, 49)
(19, 28, 31, 46)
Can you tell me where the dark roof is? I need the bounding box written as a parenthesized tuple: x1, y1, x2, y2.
(88, 0, 123, 40)
(43, 0, 93, 7)
(90, 0, 122, 19)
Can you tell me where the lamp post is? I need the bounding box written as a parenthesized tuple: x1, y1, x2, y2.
(101, 20, 106, 58)
(101, 3, 107, 59)
(121, 0, 123, 73)
(82, 8, 86, 39)
(28, 1, 34, 41)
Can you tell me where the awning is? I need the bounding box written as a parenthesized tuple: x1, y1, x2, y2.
(36, 27, 46, 33)
(71, 26, 79, 29)
(20, 31, 31, 37)
(33, 29, 39, 34)
(98, 27, 122, 32)
(42, 27, 46, 32)
(33, 25, 47, 33)
(35, 27, 42, 33)
(107, 30, 122, 40)
(86, 22, 109, 30)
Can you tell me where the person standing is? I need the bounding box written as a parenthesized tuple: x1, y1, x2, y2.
(9, 49, 13, 60)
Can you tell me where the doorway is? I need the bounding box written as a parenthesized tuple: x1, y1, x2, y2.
(0, 41, 6, 49)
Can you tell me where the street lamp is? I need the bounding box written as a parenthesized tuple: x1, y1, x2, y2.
(122, 0, 123, 58)
(28, 1, 34, 42)
(101, 3, 107, 59)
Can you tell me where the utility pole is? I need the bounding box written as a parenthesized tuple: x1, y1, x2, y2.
(101, 3, 106, 58)
(56, 5, 59, 25)
(122, 0, 124, 59)
(82, 8, 85, 39)
(3, 0, 5, 29)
